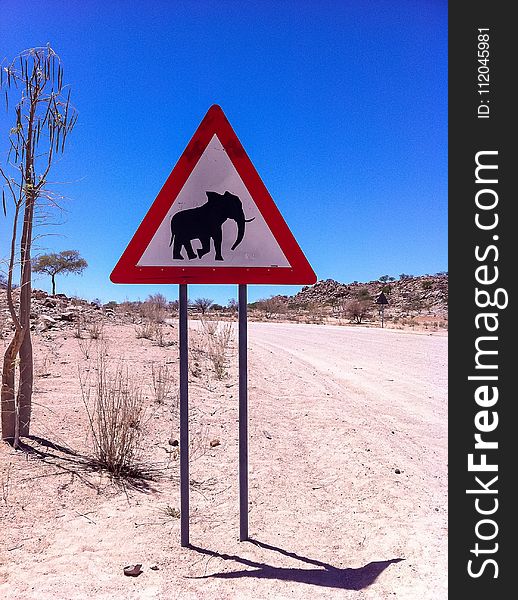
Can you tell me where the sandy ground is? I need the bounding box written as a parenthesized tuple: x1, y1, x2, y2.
(0, 321, 447, 599)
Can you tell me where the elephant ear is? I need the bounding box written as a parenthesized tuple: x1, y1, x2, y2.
(206, 191, 221, 203)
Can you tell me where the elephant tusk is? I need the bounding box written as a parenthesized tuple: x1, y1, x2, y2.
(244, 217, 255, 223)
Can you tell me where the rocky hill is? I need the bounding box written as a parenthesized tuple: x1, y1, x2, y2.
(277, 274, 448, 319)
(0, 289, 116, 335)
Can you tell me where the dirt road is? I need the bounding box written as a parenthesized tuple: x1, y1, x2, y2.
(242, 323, 448, 599)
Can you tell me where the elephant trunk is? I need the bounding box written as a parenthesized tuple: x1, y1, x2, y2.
(231, 209, 255, 251)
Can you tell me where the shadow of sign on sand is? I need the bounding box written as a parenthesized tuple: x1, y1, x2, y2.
(188, 539, 404, 591)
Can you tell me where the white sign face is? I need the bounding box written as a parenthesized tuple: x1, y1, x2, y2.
(137, 135, 290, 268)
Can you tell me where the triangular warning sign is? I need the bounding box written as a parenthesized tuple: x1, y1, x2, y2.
(110, 105, 316, 285)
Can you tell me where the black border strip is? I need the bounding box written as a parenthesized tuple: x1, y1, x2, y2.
(449, 2, 515, 596)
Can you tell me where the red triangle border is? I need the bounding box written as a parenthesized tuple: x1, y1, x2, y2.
(110, 105, 316, 285)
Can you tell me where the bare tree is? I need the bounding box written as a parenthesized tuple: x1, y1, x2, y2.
(193, 297, 213, 315)
(1, 46, 77, 445)
(33, 250, 87, 295)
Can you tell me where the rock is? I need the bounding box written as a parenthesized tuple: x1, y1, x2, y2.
(123, 564, 143, 577)
(149, 564, 159, 571)
(168, 438, 179, 446)
(263, 430, 272, 440)
(32, 289, 48, 300)
(43, 298, 57, 308)
(210, 439, 220, 448)
(395, 468, 401, 474)
(39, 315, 57, 330)
(59, 312, 76, 321)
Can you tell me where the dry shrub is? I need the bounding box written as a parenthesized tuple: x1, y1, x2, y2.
(87, 318, 104, 340)
(73, 316, 84, 339)
(35, 353, 52, 378)
(119, 300, 141, 323)
(151, 362, 175, 406)
(154, 323, 171, 347)
(200, 319, 218, 337)
(345, 299, 372, 324)
(135, 321, 156, 340)
(141, 293, 168, 323)
(135, 321, 171, 346)
(256, 296, 286, 319)
(161, 505, 180, 519)
(77, 335, 94, 359)
(203, 320, 234, 380)
(81, 357, 145, 477)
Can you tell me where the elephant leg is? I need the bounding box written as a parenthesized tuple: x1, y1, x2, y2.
(184, 239, 197, 260)
(197, 237, 211, 259)
(172, 236, 184, 260)
(213, 228, 224, 261)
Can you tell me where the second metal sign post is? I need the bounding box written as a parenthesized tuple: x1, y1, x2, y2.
(178, 284, 249, 547)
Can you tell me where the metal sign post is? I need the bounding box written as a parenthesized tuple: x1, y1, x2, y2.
(179, 284, 190, 547)
(238, 284, 249, 541)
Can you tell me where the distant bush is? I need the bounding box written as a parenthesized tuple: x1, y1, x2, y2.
(355, 287, 372, 301)
(227, 298, 238, 313)
(345, 299, 372, 324)
(255, 296, 286, 319)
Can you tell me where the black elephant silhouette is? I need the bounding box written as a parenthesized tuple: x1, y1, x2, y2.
(169, 191, 254, 261)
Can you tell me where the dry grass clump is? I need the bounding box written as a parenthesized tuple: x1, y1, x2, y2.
(135, 321, 156, 340)
(81, 357, 145, 478)
(77, 335, 94, 359)
(201, 319, 235, 380)
(135, 321, 173, 347)
(151, 362, 176, 408)
(161, 505, 180, 519)
(153, 323, 168, 347)
(87, 318, 104, 340)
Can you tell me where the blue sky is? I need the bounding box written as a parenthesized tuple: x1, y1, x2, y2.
(0, 0, 447, 305)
